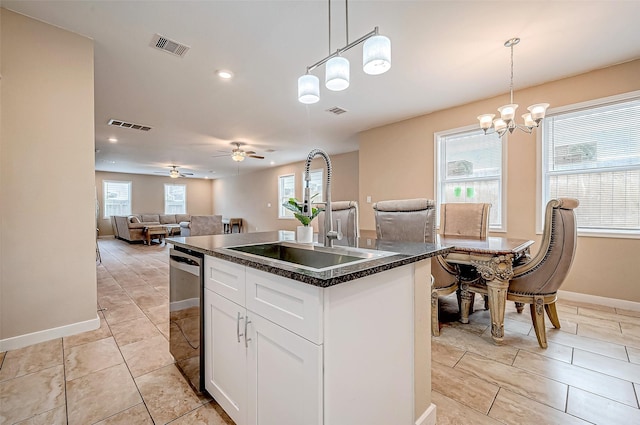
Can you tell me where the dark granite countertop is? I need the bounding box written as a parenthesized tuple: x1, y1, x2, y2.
(168, 231, 452, 288)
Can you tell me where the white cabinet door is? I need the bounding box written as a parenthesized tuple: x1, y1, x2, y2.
(204, 289, 248, 425)
(246, 313, 323, 425)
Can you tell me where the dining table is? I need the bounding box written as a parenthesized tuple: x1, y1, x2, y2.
(436, 235, 535, 344)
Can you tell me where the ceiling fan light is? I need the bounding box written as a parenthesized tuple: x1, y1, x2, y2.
(325, 56, 350, 91)
(232, 152, 245, 162)
(298, 74, 320, 104)
(363, 35, 391, 75)
(169, 169, 180, 178)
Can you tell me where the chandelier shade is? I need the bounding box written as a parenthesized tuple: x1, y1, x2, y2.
(325, 56, 350, 91)
(363, 35, 391, 75)
(477, 38, 549, 138)
(298, 74, 320, 104)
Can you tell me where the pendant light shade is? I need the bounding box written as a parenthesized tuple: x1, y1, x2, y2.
(298, 74, 320, 104)
(325, 56, 350, 91)
(363, 35, 391, 75)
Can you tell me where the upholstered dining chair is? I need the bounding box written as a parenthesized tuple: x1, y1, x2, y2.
(372, 198, 436, 243)
(317, 201, 359, 246)
(506, 197, 579, 348)
(431, 203, 491, 335)
(189, 215, 223, 236)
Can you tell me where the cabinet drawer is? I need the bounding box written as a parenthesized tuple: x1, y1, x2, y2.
(204, 256, 245, 305)
(245, 268, 323, 344)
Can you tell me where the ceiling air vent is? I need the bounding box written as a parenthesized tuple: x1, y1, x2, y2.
(108, 119, 152, 131)
(326, 107, 347, 115)
(150, 33, 190, 57)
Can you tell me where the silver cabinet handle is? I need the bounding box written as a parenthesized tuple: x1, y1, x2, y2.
(237, 312, 244, 343)
(244, 315, 252, 348)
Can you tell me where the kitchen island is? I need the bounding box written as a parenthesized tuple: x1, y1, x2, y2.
(169, 231, 450, 425)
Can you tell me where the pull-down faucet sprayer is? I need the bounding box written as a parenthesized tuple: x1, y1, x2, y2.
(303, 149, 341, 247)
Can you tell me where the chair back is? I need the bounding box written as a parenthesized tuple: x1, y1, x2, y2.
(317, 201, 359, 246)
(190, 215, 223, 236)
(372, 198, 436, 243)
(509, 198, 579, 295)
(440, 203, 491, 238)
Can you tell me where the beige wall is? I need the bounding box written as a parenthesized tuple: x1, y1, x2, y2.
(1, 10, 97, 342)
(359, 59, 640, 302)
(212, 151, 359, 233)
(95, 171, 214, 235)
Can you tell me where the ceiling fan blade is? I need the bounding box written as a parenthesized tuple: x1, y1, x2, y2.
(153, 171, 166, 174)
(248, 155, 264, 159)
(244, 150, 256, 155)
(181, 172, 194, 176)
(211, 153, 230, 158)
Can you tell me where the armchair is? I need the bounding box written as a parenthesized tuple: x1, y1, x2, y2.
(431, 203, 491, 336)
(317, 201, 359, 246)
(507, 198, 579, 348)
(372, 198, 436, 242)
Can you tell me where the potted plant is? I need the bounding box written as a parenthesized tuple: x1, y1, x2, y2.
(282, 196, 323, 243)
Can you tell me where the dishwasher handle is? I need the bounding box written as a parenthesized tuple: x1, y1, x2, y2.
(170, 255, 200, 267)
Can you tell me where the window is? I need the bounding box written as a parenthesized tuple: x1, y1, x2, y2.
(302, 169, 324, 203)
(103, 180, 131, 218)
(435, 126, 505, 230)
(541, 91, 640, 236)
(278, 173, 296, 218)
(165, 184, 187, 214)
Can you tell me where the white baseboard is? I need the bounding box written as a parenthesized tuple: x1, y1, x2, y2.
(416, 403, 437, 425)
(558, 290, 640, 312)
(0, 314, 100, 352)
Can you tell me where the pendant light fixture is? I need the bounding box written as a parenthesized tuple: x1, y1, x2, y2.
(477, 37, 549, 138)
(297, 0, 391, 104)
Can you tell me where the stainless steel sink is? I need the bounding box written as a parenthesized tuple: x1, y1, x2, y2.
(225, 241, 396, 271)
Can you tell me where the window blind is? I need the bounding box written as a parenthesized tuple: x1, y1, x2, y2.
(165, 184, 186, 214)
(543, 97, 640, 233)
(103, 180, 132, 218)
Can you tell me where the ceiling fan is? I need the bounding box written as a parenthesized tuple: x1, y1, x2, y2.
(154, 165, 194, 178)
(213, 142, 264, 162)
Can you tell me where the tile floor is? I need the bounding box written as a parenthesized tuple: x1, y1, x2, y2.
(1, 238, 639, 424)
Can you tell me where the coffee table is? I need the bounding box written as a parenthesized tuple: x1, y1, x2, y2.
(143, 225, 167, 245)
(165, 224, 181, 236)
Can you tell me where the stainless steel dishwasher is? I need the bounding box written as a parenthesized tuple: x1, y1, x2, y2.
(169, 247, 204, 393)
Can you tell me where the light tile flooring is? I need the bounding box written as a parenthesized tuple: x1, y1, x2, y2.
(1, 238, 640, 424)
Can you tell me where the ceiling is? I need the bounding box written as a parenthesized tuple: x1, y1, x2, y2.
(4, 1, 640, 179)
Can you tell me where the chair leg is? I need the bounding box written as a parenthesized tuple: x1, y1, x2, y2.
(530, 296, 548, 348)
(545, 302, 561, 329)
(515, 302, 525, 313)
(431, 286, 440, 336)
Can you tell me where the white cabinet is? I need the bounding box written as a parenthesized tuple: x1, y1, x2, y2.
(204, 261, 323, 425)
(204, 254, 432, 425)
(204, 290, 247, 425)
(247, 313, 323, 425)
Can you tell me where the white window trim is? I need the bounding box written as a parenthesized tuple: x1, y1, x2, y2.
(103, 180, 132, 219)
(278, 173, 296, 219)
(434, 123, 508, 233)
(164, 183, 187, 215)
(536, 89, 640, 238)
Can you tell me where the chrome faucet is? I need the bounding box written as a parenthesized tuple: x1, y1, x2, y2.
(303, 149, 341, 247)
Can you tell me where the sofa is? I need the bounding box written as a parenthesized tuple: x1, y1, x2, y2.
(180, 215, 223, 236)
(112, 214, 191, 243)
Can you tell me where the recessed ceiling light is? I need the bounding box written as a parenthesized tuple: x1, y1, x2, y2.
(108, 137, 118, 143)
(270, 161, 276, 166)
(216, 70, 234, 80)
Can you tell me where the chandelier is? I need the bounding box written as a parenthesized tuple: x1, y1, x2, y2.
(297, 0, 391, 104)
(477, 38, 549, 137)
